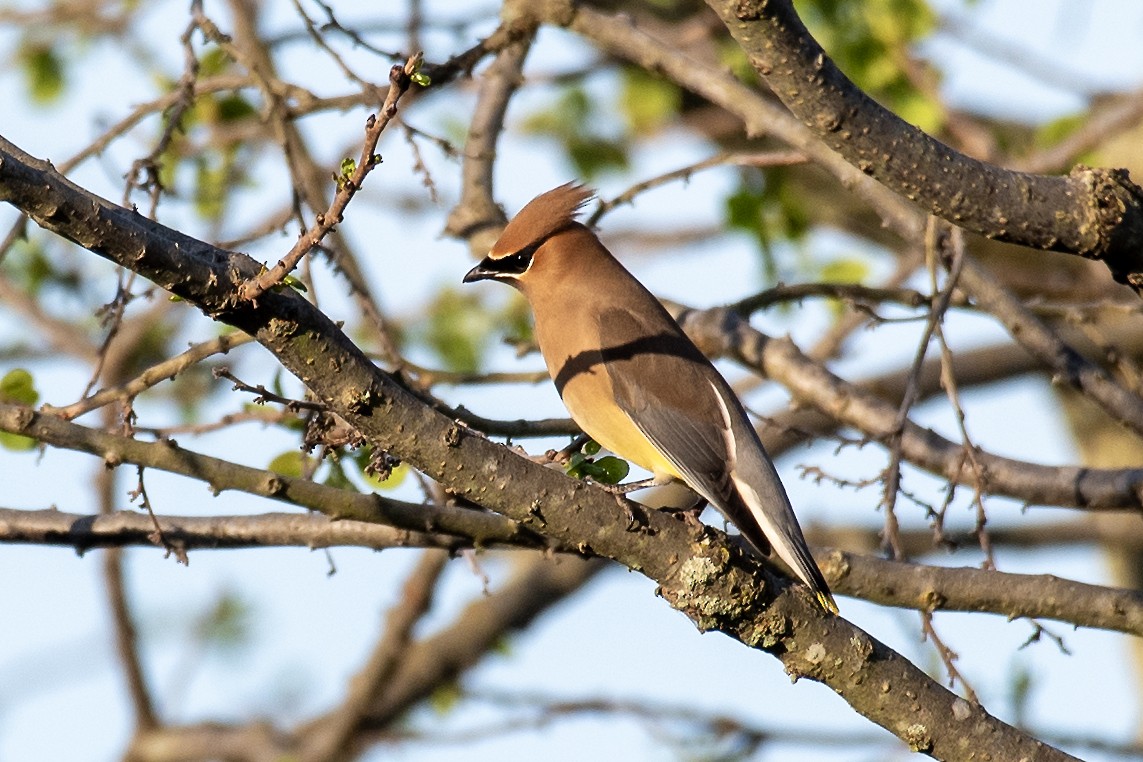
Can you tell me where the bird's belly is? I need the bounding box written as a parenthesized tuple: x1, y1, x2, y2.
(559, 380, 681, 480)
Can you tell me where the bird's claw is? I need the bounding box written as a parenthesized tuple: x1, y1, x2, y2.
(614, 494, 648, 531)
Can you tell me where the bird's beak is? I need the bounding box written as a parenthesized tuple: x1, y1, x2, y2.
(463, 258, 497, 283)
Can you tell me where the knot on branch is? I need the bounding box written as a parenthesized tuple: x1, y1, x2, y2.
(734, 0, 764, 21)
(1070, 165, 1143, 291)
(657, 539, 809, 648)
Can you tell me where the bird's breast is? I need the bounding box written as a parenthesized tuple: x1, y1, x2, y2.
(557, 367, 681, 480)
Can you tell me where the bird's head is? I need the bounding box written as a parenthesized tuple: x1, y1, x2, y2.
(462, 182, 595, 289)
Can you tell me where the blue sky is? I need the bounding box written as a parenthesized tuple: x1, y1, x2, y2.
(1, 1, 1142, 759)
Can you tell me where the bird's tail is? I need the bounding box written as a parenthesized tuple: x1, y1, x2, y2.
(729, 489, 838, 614)
(727, 449, 838, 615)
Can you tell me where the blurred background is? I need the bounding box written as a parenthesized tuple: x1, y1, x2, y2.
(1, 0, 1142, 759)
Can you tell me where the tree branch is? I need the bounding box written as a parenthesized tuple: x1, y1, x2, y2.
(0, 404, 542, 550)
(303, 549, 449, 761)
(821, 551, 1143, 638)
(443, 9, 536, 253)
(0, 507, 482, 552)
(705, 0, 1143, 290)
(43, 331, 254, 421)
(0, 134, 1075, 760)
(4, 504, 1138, 639)
(675, 307, 1143, 511)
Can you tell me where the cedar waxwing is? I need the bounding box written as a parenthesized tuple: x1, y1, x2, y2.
(463, 183, 837, 614)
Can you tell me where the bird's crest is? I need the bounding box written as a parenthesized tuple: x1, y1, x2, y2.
(491, 182, 594, 257)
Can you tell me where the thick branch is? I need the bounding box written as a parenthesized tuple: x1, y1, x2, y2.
(706, 0, 1143, 289)
(0, 135, 1073, 761)
(822, 551, 1143, 638)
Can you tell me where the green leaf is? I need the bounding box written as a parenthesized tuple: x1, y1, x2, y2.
(20, 43, 65, 104)
(582, 440, 601, 456)
(0, 432, 37, 452)
(420, 288, 493, 374)
(518, 85, 631, 179)
(584, 456, 630, 485)
(0, 368, 39, 405)
(716, 39, 758, 85)
(490, 634, 512, 655)
(520, 87, 592, 135)
(268, 450, 304, 478)
(620, 67, 681, 135)
(499, 294, 534, 346)
(429, 681, 461, 715)
(1035, 112, 1087, 148)
(565, 451, 630, 485)
(323, 458, 356, 491)
(565, 451, 589, 479)
(353, 446, 408, 490)
(268, 371, 284, 399)
(275, 274, 308, 293)
(213, 94, 257, 123)
(362, 462, 407, 491)
(198, 46, 232, 78)
(6, 238, 53, 294)
(4, 238, 78, 295)
(819, 257, 869, 284)
(893, 88, 945, 135)
(567, 136, 628, 180)
(1009, 661, 1034, 726)
(725, 183, 765, 232)
(411, 71, 431, 87)
(193, 154, 233, 221)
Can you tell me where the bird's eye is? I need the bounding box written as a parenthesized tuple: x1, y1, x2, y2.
(497, 243, 538, 275)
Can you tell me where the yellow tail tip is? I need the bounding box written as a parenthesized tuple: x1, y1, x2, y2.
(816, 591, 840, 615)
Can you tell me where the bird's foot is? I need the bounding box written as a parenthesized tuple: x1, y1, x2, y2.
(588, 476, 662, 495)
(617, 495, 648, 531)
(658, 497, 708, 532)
(584, 479, 654, 530)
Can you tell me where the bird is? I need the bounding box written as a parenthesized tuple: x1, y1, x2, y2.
(463, 183, 837, 614)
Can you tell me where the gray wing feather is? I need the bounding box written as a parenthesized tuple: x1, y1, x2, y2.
(599, 308, 836, 610)
(596, 308, 741, 514)
(597, 308, 835, 599)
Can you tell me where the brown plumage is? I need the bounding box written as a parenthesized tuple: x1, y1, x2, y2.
(463, 183, 837, 613)
(490, 182, 593, 258)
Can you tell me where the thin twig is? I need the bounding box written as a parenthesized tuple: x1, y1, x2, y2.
(588, 150, 808, 226)
(98, 408, 158, 731)
(45, 332, 254, 420)
(238, 53, 424, 302)
(213, 367, 327, 412)
(124, 0, 205, 212)
(127, 464, 188, 563)
(920, 610, 980, 705)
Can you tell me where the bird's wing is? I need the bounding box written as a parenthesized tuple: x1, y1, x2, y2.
(596, 307, 747, 530)
(598, 307, 836, 613)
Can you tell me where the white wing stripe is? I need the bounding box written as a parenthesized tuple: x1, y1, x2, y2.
(708, 379, 737, 472)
